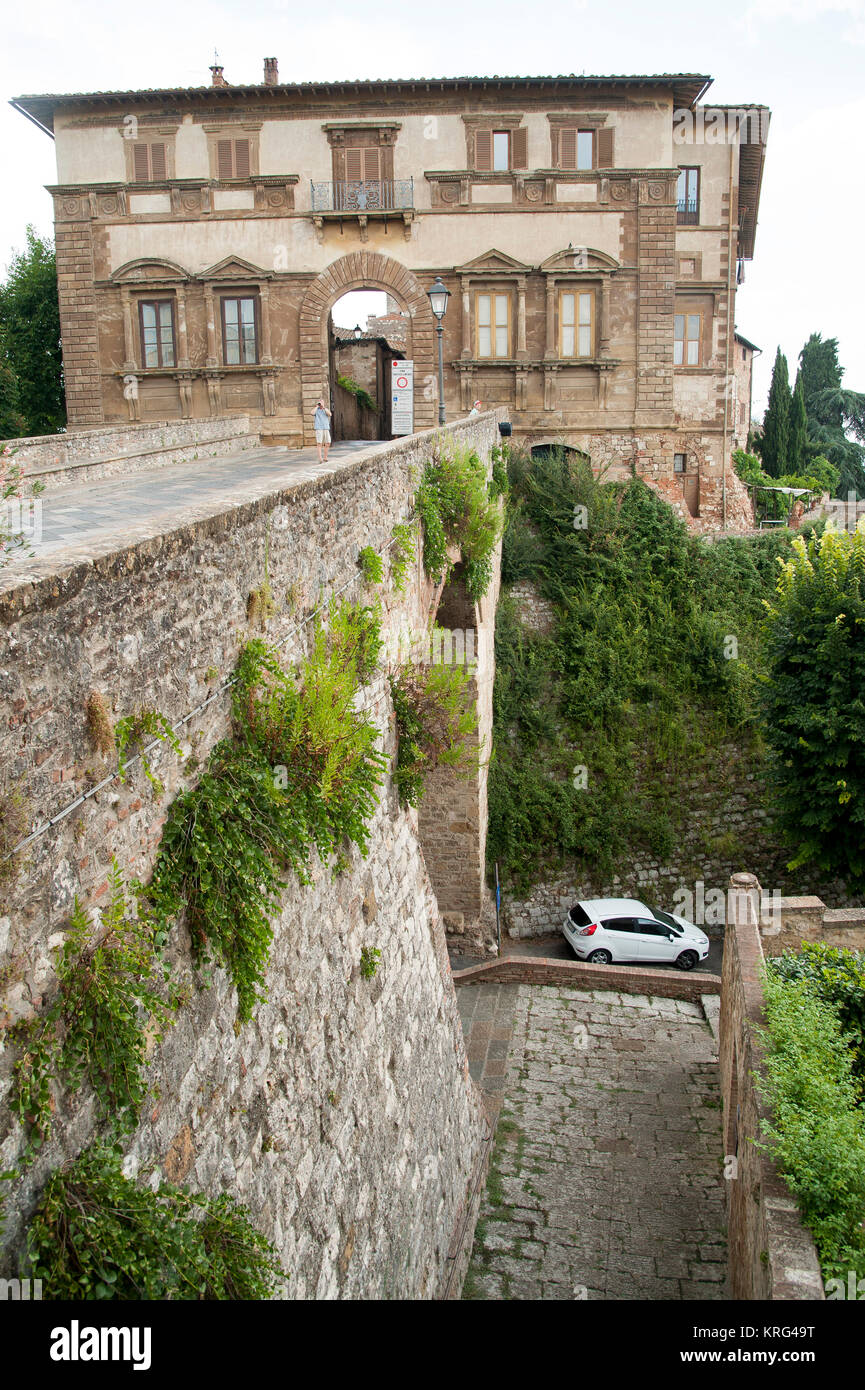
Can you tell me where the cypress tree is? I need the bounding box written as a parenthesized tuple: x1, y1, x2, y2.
(762, 347, 791, 477)
(788, 374, 808, 476)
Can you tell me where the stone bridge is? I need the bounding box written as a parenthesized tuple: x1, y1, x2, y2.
(0, 412, 503, 1296)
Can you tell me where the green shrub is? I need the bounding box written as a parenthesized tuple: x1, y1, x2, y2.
(389, 521, 416, 595)
(758, 973, 865, 1282)
(148, 606, 387, 1023)
(389, 654, 479, 807)
(488, 446, 789, 890)
(760, 524, 865, 887)
(27, 1142, 285, 1299)
(416, 442, 503, 601)
(768, 942, 865, 1085)
(11, 863, 175, 1158)
(337, 374, 377, 413)
(358, 546, 384, 586)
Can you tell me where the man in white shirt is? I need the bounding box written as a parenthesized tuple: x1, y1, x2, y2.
(314, 399, 332, 461)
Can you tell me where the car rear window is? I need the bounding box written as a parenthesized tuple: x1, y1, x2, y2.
(568, 904, 591, 926)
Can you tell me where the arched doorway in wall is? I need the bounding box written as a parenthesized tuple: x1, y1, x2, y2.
(298, 251, 437, 445)
(328, 289, 406, 442)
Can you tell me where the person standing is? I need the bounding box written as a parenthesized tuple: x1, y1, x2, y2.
(314, 398, 332, 462)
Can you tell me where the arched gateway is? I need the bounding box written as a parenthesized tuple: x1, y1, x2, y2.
(299, 251, 437, 444)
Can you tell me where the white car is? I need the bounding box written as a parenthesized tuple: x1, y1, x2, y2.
(563, 897, 710, 971)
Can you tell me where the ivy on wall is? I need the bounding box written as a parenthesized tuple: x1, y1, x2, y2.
(146, 602, 388, 1023)
(27, 1142, 285, 1300)
(416, 441, 505, 601)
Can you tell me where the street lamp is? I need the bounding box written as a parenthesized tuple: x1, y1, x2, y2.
(353, 324, 362, 339)
(427, 276, 450, 426)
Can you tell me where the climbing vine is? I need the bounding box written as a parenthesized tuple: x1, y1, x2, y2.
(27, 1141, 285, 1299)
(389, 653, 479, 807)
(115, 708, 182, 796)
(416, 441, 503, 601)
(389, 520, 417, 594)
(358, 545, 384, 586)
(146, 601, 388, 1023)
(10, 862, 175, 1160)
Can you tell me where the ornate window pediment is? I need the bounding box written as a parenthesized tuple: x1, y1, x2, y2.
(200, 256, 272, 282)
(455, 248, 532, 277)
(110, 258, 191, 285)
(539, 247, 619, 276)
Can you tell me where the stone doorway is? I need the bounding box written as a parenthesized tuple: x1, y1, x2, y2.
(298, 251, 437, 445)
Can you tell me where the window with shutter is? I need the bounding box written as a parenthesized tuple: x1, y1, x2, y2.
(149, 143, 166, 181)
(492, 132, 509, 172)
(138, 300, 176, 368)
(217, 140, 234, 179)
(133, 144, 151, 182)
(131, 141, 169, 182)
(511, 127, 528, 170)
(560, 127, 577, 169)
(475, 129, 492, 171)
(234, 139, 250, 179)
(596, 127, 614, 168)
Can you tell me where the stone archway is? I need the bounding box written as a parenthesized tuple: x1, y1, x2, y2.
(299, 251, 436, 444)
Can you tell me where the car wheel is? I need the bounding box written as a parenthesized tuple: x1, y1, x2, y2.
(587, 949, 613, 965)
(675, 950, 698, 971)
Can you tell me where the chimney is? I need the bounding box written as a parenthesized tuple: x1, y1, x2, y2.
(210, 64, 228, 87)
(263, 57, 279, 86)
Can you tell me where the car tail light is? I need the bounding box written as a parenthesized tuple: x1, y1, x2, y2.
(577, 923, 598, 936)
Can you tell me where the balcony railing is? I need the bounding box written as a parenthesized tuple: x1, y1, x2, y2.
(311, 179, 414, 213)
(676, 199, 699, 226)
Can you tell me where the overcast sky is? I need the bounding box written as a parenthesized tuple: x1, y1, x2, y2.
(1, 0, 861, 414)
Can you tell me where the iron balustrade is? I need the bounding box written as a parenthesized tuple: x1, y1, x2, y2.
(310, 179, 414, 213)
(676, 199, 699, 225)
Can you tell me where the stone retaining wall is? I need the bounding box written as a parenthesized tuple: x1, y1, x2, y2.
(2, 417, 261, 493)
(0, 413, 504, 1297)
(719, 873, 824, 1300)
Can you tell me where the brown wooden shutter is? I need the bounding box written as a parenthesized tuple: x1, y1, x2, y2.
(217, 139, 234, 179)
(362, 147, 381, 181)
(475, 129, 492, 171)
(149, 143, 166, 181)
(133, 143, 150, 181)
(560, 127, 577, 170)
(596, 127, 614, 168)
(511, 126, 528, 170)
(345, 148, 363, 181)
(234, 139, 250, 179)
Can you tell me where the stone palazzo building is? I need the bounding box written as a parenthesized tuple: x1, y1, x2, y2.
(13, 65, 768, 524)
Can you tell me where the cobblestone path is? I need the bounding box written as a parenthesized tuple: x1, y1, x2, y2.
(460, 984, 728, 1300)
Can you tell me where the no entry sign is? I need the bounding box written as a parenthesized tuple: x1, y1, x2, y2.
(391, 359, 414, 436)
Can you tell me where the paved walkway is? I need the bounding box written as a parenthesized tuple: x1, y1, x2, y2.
(460, 983, 728, 1301)
(2, 441, 386, 587)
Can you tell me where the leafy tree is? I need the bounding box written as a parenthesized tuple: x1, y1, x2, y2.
(788, 375, 808, 476)
(761, 348, 791, 477)
(761, 524, 865, 887)
(0, 227, 64, 437)
(798, 333, 865, 497)
(0, 341, 25, 438)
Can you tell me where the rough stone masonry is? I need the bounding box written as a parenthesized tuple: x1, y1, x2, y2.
(0, 414, 503, 1297)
